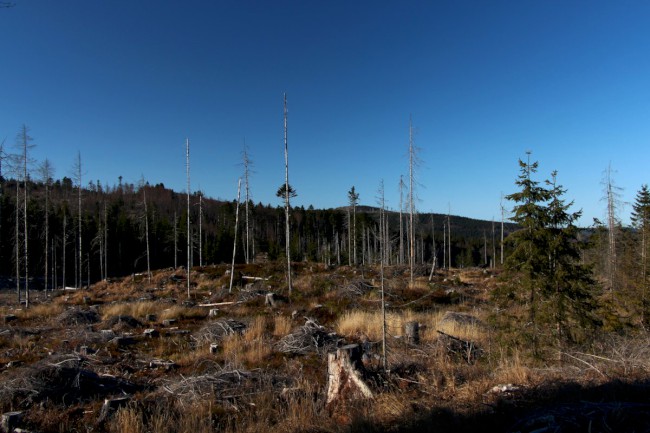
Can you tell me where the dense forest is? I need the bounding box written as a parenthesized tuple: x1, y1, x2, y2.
(0, 174, 519, 290)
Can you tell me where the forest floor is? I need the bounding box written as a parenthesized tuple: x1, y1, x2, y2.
(1, 262, 650, 433)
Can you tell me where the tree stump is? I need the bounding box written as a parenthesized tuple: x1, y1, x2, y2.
(265, 292, 284, 308)
(326, 344, 373, 407)
(98, 396, 130, 422)
(1, 411, 23, 432)
(143, 328, 159, 338)
(405, 321, 420, 345)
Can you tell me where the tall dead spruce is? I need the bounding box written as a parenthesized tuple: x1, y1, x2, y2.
(282, 93, 292, 295)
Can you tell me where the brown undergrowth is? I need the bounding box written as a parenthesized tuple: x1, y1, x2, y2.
(1, 265, 650, 433)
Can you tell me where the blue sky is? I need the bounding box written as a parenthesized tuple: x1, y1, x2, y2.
(1, 1, 649, 225)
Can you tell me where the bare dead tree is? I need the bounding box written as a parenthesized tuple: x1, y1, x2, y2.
(72, 152, 83, 288)
(186, 138, 191, 298)
(428, 215, 436, 281)
(447, 205, 451, 269)
(140, 179, 151, 283)
(229, 179, 242, 293)
(0, 139, 5, 262)
(407, 116, 421, 284)
(377, 180, 388, 370)
(241, 143, 253, 264)
(173, 211, 178, 269)
(602, 164, 622, 291)
(399, 175, 405, 265)
(39, 159, 54, 294)
(104, 200, 108, 279)
(500, 194, 505, 266)
(492, 217, 496, 269)
(16, 125, 35, 306)
(283, 93, 292, 295)
(198, 190, 203, 267)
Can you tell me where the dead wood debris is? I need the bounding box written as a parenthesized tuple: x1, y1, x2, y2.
(0, 355, 140, 407)
(193, 319, 247, 345)
(57, 308, 101, 326)
(340, 280, 375, 297)
(276, 318, 342, 355)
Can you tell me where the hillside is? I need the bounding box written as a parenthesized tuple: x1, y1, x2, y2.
(0, 178, 518, 288)
(1, 264, 649, 433)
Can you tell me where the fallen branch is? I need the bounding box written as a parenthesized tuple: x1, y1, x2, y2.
(197, 301, 240, 307)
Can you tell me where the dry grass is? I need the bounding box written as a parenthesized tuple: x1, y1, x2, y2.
(222, 316, 272, 365)
(16, 303, 65, 319)
(159, 305, 208, 321)
(101, 301, 160, 319)
(336, 310, 442, 342)
(110, 407, 144, 433)
(273, 315, 293, 337)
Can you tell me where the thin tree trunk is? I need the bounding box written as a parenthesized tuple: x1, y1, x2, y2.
(408, 117, 415, 285)
(283, 93, 292, 295)
(399, 175, 404, 265)
(199, 192, 203, 267)
(229, 179, 242, 293)
(173, 211, 178, 269)
(447, 207, 451, 269)
(500, 195, 505, 266)
(76, 152, 82, 289)
(104, 201, 108, 279)
(186, 138, 191, 298)
(63, 213, 66, 289)
(15, 180, 20, 303)
(144, 187, 151, 283)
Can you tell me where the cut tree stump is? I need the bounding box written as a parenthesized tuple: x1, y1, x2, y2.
(326, 344, 373, 406)
(404, 321, 420, 345)
(98, 396, 131, 422)
(265, 292, 288, 308)
(1, 411, 23, 432)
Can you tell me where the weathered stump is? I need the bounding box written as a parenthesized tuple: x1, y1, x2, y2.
(98, 396, 130, 422)
(405, 321, 420, 345)
(1, 411, 23, 432)
(326, 344, 373, 407)
(265, 292, 287, 308)
(209, 343, 218, 354)
(143, 328, 159, 338)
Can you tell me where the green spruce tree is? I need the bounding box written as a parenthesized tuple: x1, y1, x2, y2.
(500, 155, 599, 356)
(631, 184, 650, 326)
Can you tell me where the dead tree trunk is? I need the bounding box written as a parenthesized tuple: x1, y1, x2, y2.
(326, 344, 373, 406)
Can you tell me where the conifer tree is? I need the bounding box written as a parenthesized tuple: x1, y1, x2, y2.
(631, 184, 650, 325)
(502, 155, 599, 355)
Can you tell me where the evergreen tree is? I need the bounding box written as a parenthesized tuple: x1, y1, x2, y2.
(501, 155, 599, 355)
(504, 154, 551, 336)
(631, 184, 650, 325)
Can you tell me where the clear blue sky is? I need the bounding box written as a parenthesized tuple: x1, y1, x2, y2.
(1, 1, 649, 225)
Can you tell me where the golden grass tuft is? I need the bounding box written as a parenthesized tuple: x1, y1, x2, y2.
(101, 301, 160, 319)
(272, 315, 293, 337)
(110, 407, 144, 433)
(17, 303, 65, 319)
(159, 305, 208, 321)
(336, 310, 441, 342)
(222, 316, 272, 365)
